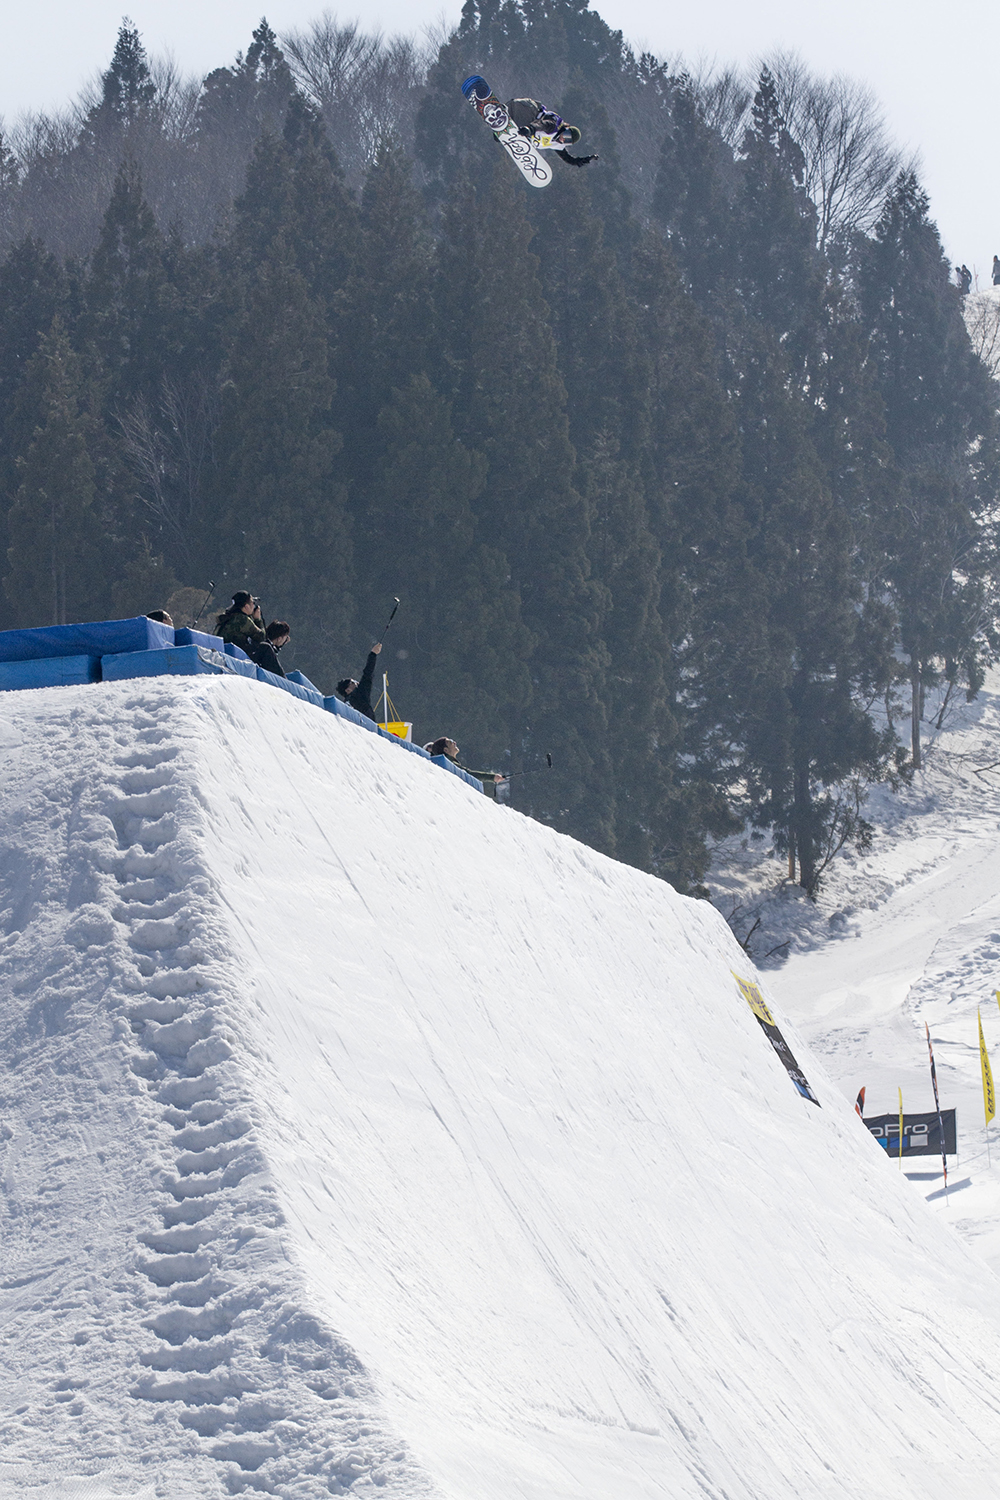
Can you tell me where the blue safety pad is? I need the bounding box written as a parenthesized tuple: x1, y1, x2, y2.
(224, 642, 251, 662)
(102, 646, 258, 681)
(174, 628, 226, 652)
(286, 670, 322, 694)
(255, 667, 324, 708)
(391, 737, 431, 760)
(430, 754, 485, 792)
(0, 616, 174, 663)
(0, 655, 101, 691)
(323, 695, 379, 732)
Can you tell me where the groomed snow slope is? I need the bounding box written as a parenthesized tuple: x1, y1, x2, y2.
(2, 676, 1000, 1499)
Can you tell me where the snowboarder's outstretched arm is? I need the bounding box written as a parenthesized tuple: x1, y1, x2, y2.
(555, 148, 599, 167)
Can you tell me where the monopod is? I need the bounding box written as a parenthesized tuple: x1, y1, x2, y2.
(503, 753, 553, 781)
(378, 597, 400, 642)
(192, 581, 216, 627)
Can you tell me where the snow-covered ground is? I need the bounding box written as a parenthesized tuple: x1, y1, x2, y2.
(710, 670, 1000, 1269)
(2, 674, 1000, 1498)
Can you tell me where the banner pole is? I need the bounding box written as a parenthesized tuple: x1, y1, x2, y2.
(925, 1022, 949, 1204)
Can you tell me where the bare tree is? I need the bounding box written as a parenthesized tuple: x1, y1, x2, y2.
(692, 66, 752, 148)
(764, 50, 908, 252)
(116, 375, 218, 571)
(282, 13, 430, 182)
(965, 291, 1000, 381)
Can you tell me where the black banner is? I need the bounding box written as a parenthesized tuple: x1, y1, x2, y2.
(864, 1109, 957, 1157)
(734, 975, 821, 1106)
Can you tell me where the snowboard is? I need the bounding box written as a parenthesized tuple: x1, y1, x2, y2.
(461, 76, 552, 189)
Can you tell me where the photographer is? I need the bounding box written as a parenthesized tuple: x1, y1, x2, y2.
(337, 642, 382, 722)
(215, 591, 268, 656)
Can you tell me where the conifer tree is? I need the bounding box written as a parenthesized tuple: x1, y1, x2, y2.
(652, 79, 739, 313)
(856, 171, 1000, 766)
(196, 20, 296, 161)
(81, 18, 157, 145)
(738, 67, 826, 360)
(433, 162, 610, 848)
(361, 374, 531, 747)
(527, 154, 673, 869)
(0, 239, 68, 519)
(630, 230, 745, 886)
(210, 239, 350, 679)
(4, 321, 104, 625)
(85, 160, 166, 399)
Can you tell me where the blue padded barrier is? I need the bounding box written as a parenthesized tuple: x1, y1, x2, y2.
(0, 616, 174, 663)
(224, 642, 251, 662)
(174, 628, 226, 652)
(0, 655, 101, 691)
(430, 754, 485, 793)
(393, 737, 432, 760)
(255, 666, 324, 708)
(286, 670, 322, 694)
(102, 645, 258, 681)
(323, 695, 379, 732)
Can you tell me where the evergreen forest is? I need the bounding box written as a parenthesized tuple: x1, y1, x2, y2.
(0, 2, 997, 897)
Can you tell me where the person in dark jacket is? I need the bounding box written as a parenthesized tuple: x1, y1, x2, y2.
(504, 98, 598, 167)
(249, 620, 291, 677)
(337, 642, 382, 721)
(993, 255, 1000, 287)
(959, 263, 973, 296)
(215, 592, 267, 655)
(423, 737, 506, 799)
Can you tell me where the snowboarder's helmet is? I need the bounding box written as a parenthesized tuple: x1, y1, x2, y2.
(564, 125, 581, 144)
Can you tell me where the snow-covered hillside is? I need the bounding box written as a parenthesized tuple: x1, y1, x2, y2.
(2, 674, 1000, 1498)
(710, 669, 1000, 1272)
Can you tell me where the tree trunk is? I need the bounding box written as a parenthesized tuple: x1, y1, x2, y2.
(910, 657, 922, 770)
(794, 763, 815, 895)
(788, 839, 795, 882)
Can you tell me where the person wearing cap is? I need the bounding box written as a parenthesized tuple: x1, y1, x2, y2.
(504, 98, 599, 167)
(423, 737, 507, 799)
(337, 642, 382, 721)
(215, 591, 267, 656)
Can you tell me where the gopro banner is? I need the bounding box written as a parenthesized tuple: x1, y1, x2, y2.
(864, 1109, 957, 1157)
(733, 974, 820, 1106)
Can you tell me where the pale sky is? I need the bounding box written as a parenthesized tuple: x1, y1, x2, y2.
(2, 0, 995, 276)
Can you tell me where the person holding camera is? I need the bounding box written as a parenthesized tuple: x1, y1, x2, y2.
(337, 642, 382, 722)
(215, 591, 268, 656)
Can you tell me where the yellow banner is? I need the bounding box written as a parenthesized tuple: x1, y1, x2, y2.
(732, 972, 775, 1025)
(980, 1009, 996, 1125)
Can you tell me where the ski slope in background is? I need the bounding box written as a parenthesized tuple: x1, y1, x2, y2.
(712, 668, 1000, 1270)
(1, 675, 1000, 1498)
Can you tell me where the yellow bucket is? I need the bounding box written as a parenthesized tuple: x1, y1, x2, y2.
(380, 721, 412, 741)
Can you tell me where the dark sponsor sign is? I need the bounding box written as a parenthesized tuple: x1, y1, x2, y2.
(864, 1108, 957, 1157)
(733, 974, 821, 1107)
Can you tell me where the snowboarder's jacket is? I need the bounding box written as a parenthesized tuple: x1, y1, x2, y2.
(504, 98, 597, 167)
(347, 651, 379, 722)
(217, 610, 267, 655)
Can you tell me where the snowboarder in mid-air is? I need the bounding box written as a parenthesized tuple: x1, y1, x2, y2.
(462, 77, 596, 187)
(504, 98, 599, 167)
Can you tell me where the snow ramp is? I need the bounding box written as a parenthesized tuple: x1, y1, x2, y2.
(0, 675, 999, 1500)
